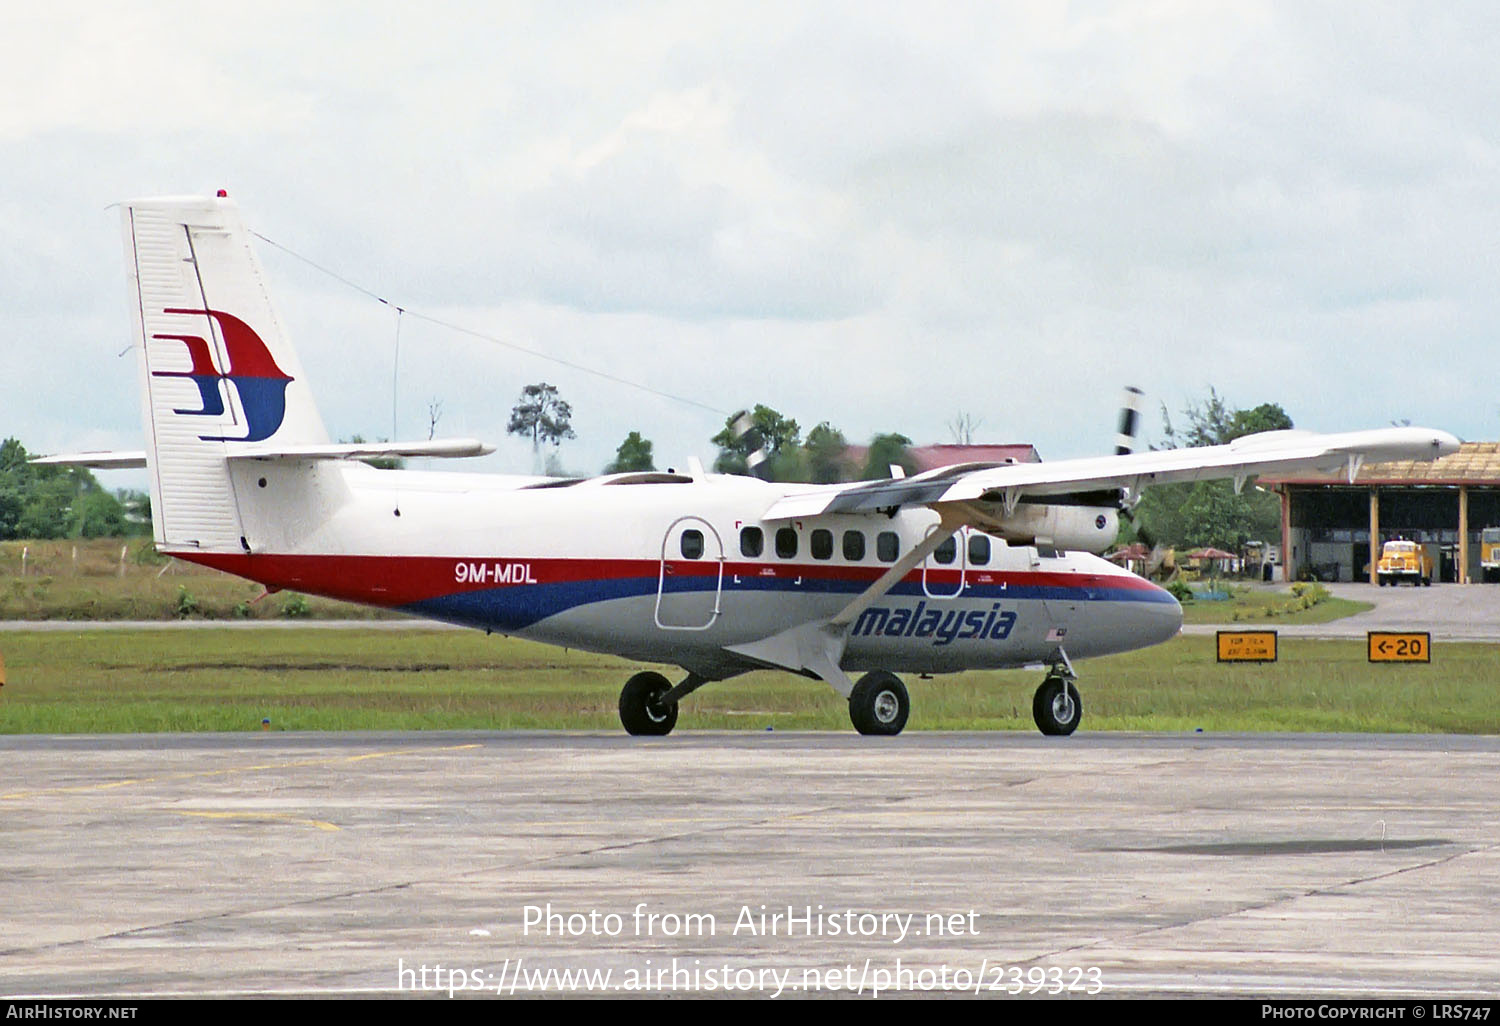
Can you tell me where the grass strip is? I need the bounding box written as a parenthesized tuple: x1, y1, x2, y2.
(1, 630, 1494, 734)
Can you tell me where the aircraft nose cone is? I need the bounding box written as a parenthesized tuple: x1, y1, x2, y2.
(1138, 584, 1184, 646)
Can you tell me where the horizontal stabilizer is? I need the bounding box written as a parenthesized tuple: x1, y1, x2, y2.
(32, 451, 148, 469)
(224, 438, 495, 461)
(32, 439, 494, 469)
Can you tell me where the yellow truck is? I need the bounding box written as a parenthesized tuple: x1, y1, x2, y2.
(1377, 540, 1433, 587)
(1482, 527, 1500, 583)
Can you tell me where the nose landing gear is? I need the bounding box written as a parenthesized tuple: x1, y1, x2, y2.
(1032, 649, 1082, 736)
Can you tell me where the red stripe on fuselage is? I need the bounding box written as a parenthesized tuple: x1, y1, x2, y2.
(170, 551, 1162, 610)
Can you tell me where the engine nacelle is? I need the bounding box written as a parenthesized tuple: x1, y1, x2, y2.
(973, 502, 1120, 554)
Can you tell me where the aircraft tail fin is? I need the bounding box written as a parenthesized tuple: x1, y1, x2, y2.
(124, 194, 331, 551)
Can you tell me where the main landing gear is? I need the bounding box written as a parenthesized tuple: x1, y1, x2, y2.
(618, 671, 677, 736)
(847, 671, 910, 736)
(618, 670, 710, 737)
(616, 667, 915, 737)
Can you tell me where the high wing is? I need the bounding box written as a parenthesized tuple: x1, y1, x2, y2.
(762, 426, 1461, 521)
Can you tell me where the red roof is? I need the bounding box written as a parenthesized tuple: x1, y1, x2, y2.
(908, 444, 1041, 469)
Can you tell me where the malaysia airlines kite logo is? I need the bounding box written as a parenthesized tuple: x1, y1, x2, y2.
(151, 308, 293, 442)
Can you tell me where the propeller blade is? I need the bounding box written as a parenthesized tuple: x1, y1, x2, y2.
(1115, 385, 1145, 455)
(731, 409, 772, 481)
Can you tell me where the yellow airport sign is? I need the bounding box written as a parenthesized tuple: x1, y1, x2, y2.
(1216, 630, 1278, 663)
(1368, 631, 1430, 663)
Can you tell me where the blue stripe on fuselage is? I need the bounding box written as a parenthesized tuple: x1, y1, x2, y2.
(398, 568, 1173, 633)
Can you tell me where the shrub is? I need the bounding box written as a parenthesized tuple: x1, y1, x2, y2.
(1165, 579, 1194, 603)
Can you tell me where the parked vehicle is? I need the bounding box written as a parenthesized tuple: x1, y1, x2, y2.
(1377, 540, 1433, 587)
(1481, 527, 1500, 583)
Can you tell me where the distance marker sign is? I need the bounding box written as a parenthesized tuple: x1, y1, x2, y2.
(1216, 630, 1278, 662)
(1367, 631, 1431, 663)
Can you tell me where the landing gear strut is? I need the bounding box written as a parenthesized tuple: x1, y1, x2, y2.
(619, 671, 678, 736)
(848, 671, 910, 736)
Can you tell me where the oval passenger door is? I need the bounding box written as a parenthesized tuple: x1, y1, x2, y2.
(655, 516, 725, 630)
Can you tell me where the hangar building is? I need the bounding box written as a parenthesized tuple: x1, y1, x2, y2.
(1260, 442, 1500, 584)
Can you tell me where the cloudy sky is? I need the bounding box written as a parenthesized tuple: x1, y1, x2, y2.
(4, 1, 1497, 483)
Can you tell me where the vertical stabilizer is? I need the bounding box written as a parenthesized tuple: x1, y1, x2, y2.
(124, 195, 330, 550)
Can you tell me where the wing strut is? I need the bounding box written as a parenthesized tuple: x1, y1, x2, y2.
(723, 509, 966, 696)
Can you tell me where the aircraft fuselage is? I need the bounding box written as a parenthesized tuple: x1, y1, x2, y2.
(178, 463, 1182, 681)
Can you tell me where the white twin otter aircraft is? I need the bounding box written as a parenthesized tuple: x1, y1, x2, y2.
(43, 195, 1459, 737)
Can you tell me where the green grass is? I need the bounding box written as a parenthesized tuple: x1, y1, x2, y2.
(0, 539, 393, 621)
(1, 630, 1494, 735)
(1178, 582, 1373, 625)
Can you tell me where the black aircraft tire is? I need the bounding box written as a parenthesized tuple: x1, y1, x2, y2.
(1033, 678, 1082, 736)
(848, 671, 909, 736)
(619, 671, 678, 736)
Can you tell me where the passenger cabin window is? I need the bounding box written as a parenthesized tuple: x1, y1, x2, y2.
(877, 531, 899, 563)
(810, 529, 833, 560)
(843, 530, 865, 561)
(740, 526, 764, 558)
(680, 530, 705, 560)
(775, 527, 798, 559)
(933, 535, 958, 565)
(968, 534, 991, 566)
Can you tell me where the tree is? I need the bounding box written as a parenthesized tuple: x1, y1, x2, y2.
(804, 422, 852, 483)
(1160, 389, 1292, 448)
(0, 437, 128, 540)
(861, 433, 917, 480)
(1131, 392, 1290, 552)
(605, 431, 655, 474)
(72, 489, 127, 538)
(0, 438, 29, 538)
(117, 489, 152, 534)
(948, 411, 984, 445)
(508, 383, 576, 458)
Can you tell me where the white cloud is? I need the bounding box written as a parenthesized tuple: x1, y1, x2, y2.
(4, 0, 1500, 481)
